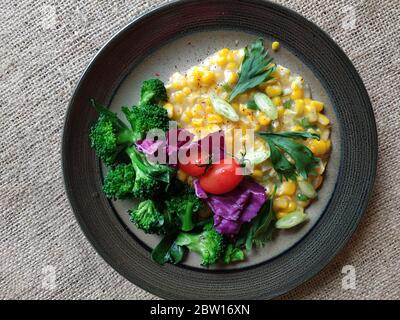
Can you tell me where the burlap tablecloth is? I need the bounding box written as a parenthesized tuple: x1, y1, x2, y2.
(1, 0, 398, 300)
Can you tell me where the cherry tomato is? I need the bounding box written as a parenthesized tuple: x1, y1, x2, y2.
(179, 152, 207, 177)
(199, 158, 244, 195)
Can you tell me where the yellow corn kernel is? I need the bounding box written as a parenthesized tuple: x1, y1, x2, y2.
(171, 91, 185, 104)
(192, 104, 203, 117)
(228, 72, 239, 85)
(205, 104, 214, 113)
(292, 124, 304, 132)
(318, 113, 330, 126)
(239, 104, 248, 115)
(272, 96, 282, 106)
(258, 114, 271, 126)
(191, 118, 204, 127)
(206, 124, 221, 132)
(272, 41, 280, 51)
(171, 82, 181, 90)
(276, 211, 289, 219)
(201, 71, 215, 86)
(182, 87, 191, 95)
(252, 169, 263, 179)
(216, 55, 227, 66)
(265, 85, 282, 97)
(177, 169, 187, 182)
(308, 139, 328, 156)
(278, 181, 297, 196)
(278, 106, 285, 117)
(291, 88, 304, 99)
(207, 113, 224, 124)
(311, 100, 324, 112)
(294, 99, 305, 115)
(218, 48, 230, 56)
(181, 111, 191, 123)
(163, 103, 174, 118)
(291, 80, 301, 90)
(304, 104, 317, 122)
(191, 67, 203, 78)
(273, 196, 290, 211)
(226, 62, 237, 71)
(227, 52, 236, 62)
(286, 200, 297, 212)
(187, 75, 199, 87)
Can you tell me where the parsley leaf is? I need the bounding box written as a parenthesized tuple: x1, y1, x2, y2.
(246, 99, 259, 110)
(283, 99, 293, 109)
(228, 39, 275, 102)
(221, 83, 232, 93)
(234, 196, 276, 251)
(258, 131, 320, 180)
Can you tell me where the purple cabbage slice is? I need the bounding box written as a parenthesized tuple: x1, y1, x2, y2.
(194, 178, 267, 236)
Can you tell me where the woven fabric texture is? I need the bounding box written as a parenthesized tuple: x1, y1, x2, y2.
(0, 0, 399, 300)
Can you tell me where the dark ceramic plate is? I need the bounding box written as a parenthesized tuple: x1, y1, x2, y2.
(62, 0, 377, 299)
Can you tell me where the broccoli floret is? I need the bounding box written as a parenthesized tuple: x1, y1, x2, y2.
(164, 186, 202, 232)
(103, 164, 135, 199)
(126, 146, 174, 199)
(122, 103, 170, 140)
(89, 100, 138, 166)
(102, 146, 174, 200)
(139, 79, 168, 105)
(129, 200, 164, 234)
(223, 244, 245, 264)
(175, 223, 224, 266)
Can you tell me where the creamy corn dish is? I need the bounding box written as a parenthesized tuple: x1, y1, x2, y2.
(164, 42, 331, 220)
(89, 38, 333, 267)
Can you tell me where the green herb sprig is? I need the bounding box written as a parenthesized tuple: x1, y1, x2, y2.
(259, 131, 320, 181)
(228, 39, 275, 102)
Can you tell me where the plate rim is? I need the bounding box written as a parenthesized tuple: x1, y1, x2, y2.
(62, 0, 377, 299)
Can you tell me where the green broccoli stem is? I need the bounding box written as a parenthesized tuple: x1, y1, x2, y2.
(180, 202, 195, 232)
(126, 146, 152, 174)
(175, 233, 201, 252)
(117, 128, 139, 145)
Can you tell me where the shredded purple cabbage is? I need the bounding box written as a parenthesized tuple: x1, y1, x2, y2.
(194, 178, 267, 236)
(135, 129, 225, 166)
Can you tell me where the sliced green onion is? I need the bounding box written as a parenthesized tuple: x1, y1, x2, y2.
(254, 92, 278, 120)
(245, 150, 270, 165)
(275, 209, 308, 229)
(297, 193, 309, 201)
(210, 93, 239, 122)
(297, 180, 317, 199)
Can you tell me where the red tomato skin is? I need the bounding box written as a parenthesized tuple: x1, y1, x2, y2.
(199, 159, 244, 195)
(178, 155, 206, 177)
